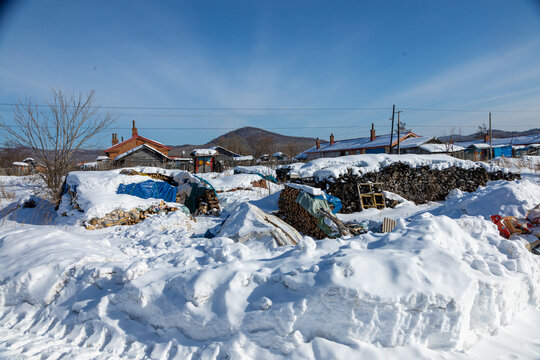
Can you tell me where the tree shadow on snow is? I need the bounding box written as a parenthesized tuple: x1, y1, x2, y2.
(0, 195, 58, 226)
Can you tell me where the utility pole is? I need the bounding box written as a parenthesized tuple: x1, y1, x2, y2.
(489, 112, 493, 160)
(396, 110, 403, 155)
(389, 105, 395, 154)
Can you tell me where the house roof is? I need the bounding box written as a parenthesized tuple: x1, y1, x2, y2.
(114, 144, 170, 161)
(305, 132, 419, 155)
(210, 145, 242, 158)
(104, 134, 172, 153)
(456, 134, 540, 149)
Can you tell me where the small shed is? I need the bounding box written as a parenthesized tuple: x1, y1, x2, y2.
(191, 149, 218, 173)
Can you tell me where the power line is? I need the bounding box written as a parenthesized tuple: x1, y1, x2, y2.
(1, 102, 540, 113)
(0, 103, 390, 111)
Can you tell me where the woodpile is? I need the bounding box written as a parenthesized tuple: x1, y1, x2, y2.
(307, 163, 521, 214)
(196, 189, 220, 215)
(277, 187, 327, 239)
(85, 201, 179, 230)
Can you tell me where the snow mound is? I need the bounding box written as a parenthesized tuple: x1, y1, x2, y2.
(435, 179, 540, 219)
(214, 202, 302, 246)
(297, 154, 504, 180)
(234, 165, 277, 177)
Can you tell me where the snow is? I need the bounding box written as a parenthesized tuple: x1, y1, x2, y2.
(284, 182, 325, 196)
(199, 172, 264, 192)
(420, 143, 465, 153)
(234, 165, 277, 177)
(12, 161, 29, 167)
(1, 165, 540, 359)
(296, 153, 503, 180)
(192, 148, 218, 156)
(96, 156, 110, 161)
(232, 155, 254, 161)
(489, 155, 540, 173)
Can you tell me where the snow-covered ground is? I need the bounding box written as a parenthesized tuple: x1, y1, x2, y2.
(0, 164, 539, 359)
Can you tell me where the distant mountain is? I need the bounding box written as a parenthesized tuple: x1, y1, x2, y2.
(439, 128, 540, 142)
(169, 126, 318, 157)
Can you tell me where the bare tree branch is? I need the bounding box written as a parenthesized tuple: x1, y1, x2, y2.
(0, 89, 116, 200)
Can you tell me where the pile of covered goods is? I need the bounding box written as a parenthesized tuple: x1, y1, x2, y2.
(292, 154, 521, 213)
(278, 183, 343, 239)
(57, 167, 220, 229)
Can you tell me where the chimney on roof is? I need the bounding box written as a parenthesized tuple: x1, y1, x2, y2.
(483, 133, 490, 143)
(112, 133, 119, 146)
(132, 120, 138, 138)
(316, 137, 320, 150)
(330, 133, 335, 146)
(370, 123, 376, 141)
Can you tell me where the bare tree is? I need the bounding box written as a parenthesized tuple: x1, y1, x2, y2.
(215, 134, 249, 155)
(0, 89, 115, 200)
(441, 127, 462, 153)
(252, 136, 275, 158)
(478, 123, 488, 136)
(282, 141, 299, 159)
(394, 121, 412, 136)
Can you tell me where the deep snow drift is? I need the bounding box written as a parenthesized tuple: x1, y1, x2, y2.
(0, 168, 540, 359)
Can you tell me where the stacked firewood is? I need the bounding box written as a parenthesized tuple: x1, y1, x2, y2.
(196, 189, 220, 215)
(313, 164, 521, 214)
(278, 187, 327, 239)
(85, 201, 179, 230)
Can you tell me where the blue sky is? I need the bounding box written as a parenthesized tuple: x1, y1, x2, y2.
(1, 0, 540, 147)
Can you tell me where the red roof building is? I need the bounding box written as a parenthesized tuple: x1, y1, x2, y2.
(104, 121, 172, 160)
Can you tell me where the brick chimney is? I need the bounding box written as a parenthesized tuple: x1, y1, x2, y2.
(483, 133, 490, 143)
(370, 123, 376, 141)
(330, 133, 335, 146)
(132, 120, 138, 138)
(112, 133, 119, 146)
(316, 137, 320, 149)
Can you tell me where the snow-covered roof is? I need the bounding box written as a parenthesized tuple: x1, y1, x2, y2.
(304, 132, 419, 155)
(22, 158, 34, 163)
(96, 156, 110, 161)
(419, 143, 465, 153)
(170, 157, 192, 161)
(12, 161, 29, 167)
(398, 136, 436, 149)
(115, 144, 170, 161)
(272, 152, 286, 157)
(232, 155, 254, 161)
(456, 134, 540, 148)
(81, 162, 97, 169)
(192, 149, 218, 156)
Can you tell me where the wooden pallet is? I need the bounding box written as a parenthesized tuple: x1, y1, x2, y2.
(357, 182, 386, 210)
(381, 217, 397, 233)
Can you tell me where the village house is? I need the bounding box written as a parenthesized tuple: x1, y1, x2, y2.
(457, 134, 540, 161)
(398, 136, 465, 158)
(104, 121, 172, 167)
(298, 124, 419, 161)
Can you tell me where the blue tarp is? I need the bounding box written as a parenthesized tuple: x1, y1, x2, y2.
(117, 180, 177, 203)
(314, 193, 342, 214)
